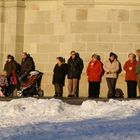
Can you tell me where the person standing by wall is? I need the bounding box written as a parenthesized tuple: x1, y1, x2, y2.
(67, 51, 84, 97)
(87, 54, 103, 98)
(19, 52, 35, 84)
(136, 49, 140, 98)
(104, 52, 119, 98)
(4, 55, 17, 96)
(124, 53, 138, 98)
(52, 57, 68, 97)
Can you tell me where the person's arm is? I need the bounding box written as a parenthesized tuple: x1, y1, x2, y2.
(64, 64, 68, 75)
(103, 61, 110, 73)
(26, 59, 34, 74)
(86, 62, 90, 76)
(99, 62, 103, 76)
(79, 58, 84, 74)
(123, 61, 129, 71)
(12, 61, 17, 72)
(4, 63, 7, 71)
(53, 64, 57, 73)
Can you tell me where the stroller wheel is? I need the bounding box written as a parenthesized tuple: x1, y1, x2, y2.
(17, 91, 22, 97)
(38, 90, 44, 97)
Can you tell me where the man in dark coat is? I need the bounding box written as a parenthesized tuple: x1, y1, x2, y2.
(67, 51, 84, 97)
(19, 52, 35, 83)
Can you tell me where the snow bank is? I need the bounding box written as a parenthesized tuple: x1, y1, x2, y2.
(0, 98, 140, 127)
(0, 98, 140, 140)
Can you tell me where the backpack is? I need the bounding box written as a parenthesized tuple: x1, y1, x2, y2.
(115, 88, 124, 98)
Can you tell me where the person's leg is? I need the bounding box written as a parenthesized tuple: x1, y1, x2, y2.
(54, 84, 59, 97)
(58, 84, 63, 97)
(92, 82, 97, 98)
(88, 81, 93, 98)
(111, 78, 117, 97)
(76, 80, 79, 97)
(73, 79, 79, 97)
(137, 73, 140, 97)
(131, 81, 137, 98)
(7, 85, 16, 96)
(127, 81, 131, 98)
(106, 78, 113, 98)
(94, 82, 100, 98)
(68, 79, 73, 96)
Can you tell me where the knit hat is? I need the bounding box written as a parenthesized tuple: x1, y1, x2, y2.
(109, 52, 117, 57)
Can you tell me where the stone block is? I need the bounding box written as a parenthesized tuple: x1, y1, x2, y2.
(118, 10, 129, 22)
(130, 10, 140, 22)
(54, 23, 65, 35)
(25, 23, 54, 35)
(112, 23, 120, 34)
(71, 22, 112, 33)
(76, 9, 88, 20)
(113, 43, 134, 53)
(121, 35, 140, 42)
(36, 11, 51, 23)
(35, 63, 45, 72)
(81, 34, 97, 42)
(72, 42, 86, 52)
(49, 35, 65, 43)
(134, 44, 140, 50)
(98, 34, 120, 42)
(87, 43, 113, 52)
(37, 43, 60, 53)
(121, 23, 140, 34)
(88, 9, 107, 21)
(107, 9, 129, 22)
(31, 53, 49, 64)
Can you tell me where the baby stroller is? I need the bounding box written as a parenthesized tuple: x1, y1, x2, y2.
(17, 71, 44, 97)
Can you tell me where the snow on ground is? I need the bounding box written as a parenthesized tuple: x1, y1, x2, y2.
(0, 98, 140, 140)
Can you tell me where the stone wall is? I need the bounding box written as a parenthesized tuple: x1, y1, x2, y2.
(1, 0, 140, 97)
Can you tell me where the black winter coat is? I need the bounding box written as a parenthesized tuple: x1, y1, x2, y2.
(4, 60, 17, 77)
(52, 63, 68, 86)
(67, 55, 84, 79)
(20, 56, 35, 75)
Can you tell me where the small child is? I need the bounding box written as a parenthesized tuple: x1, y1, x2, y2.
(0, 71, 8, 97)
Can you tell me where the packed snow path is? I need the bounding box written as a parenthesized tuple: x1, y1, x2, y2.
(0, 98, 140, 140)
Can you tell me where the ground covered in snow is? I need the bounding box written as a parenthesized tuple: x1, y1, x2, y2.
(0, 98, 140, 140)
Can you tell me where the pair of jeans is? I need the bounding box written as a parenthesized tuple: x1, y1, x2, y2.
(106, 78, 117, 98)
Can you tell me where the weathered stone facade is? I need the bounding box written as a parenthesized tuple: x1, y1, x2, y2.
(1, 0, 140, 97)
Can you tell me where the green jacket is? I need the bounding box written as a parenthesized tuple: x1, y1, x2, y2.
(136, 59, 140, 74)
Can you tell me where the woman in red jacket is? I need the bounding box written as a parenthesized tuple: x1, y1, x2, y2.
(123, 53, 138, 98)
(87, 54, 103, 98)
